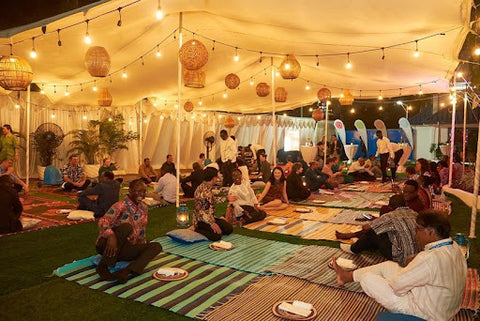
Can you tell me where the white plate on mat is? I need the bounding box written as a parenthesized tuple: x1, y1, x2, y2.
(152, 267, 188, 281)
(272, 301, 317, 320)
(328, 258, 357, 271)
(312, 200, 326, 204)
(56, 209, 71, 214)
(294, 208, 312, 213)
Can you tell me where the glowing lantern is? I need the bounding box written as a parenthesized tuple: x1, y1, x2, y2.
(84, 46, 111, 77)
(317, 87, 331, 103)
(279, 54, 301, 79)
(179, 39, 209, 71)
(0, 55, 33, 91)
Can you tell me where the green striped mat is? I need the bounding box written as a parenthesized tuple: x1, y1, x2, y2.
(55, 252, 258, 318)
(156, 234, 302, 274)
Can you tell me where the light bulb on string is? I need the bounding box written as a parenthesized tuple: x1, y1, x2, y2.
(316, 55, 320, 67)
(305, 82, 311, 90)
(275, 71, 280, 77)
(117, 7, 122, 27)
(30, 37, 37, 58)
(156, 45, 162, 57)
(83, 114, 87, 120)
(92, 80, 98, 92)
(56, 29, 62, 46)
(40, 84, 45, 95)
(418, 85, 423, 95)
(456, 72, 463, 79)
(223, 91, 228, 98)
(156, 0, 164, 20)
(122, 68, 127, 78)
(249, 78, 254, 86)
(65, 86, 70, 96)
(233, 47, 239, 62)
(413, 40, 419, 57)
(475, 47, 480, 56)
(51, 113, 56, 119)
(84, 20, 92, 44)
(379, 106, 383, 111)
(54, 85, 57, 94)
(198, 98, 203, 106)
(378, 91, 383, 100)
(308, 107, 313, 112)
(340, 89, 344, 98)
(381, 47, 385, 60)
(345, 53, 352, 69)
(350, 108, 355, 114)
(14, 103, 20, 109)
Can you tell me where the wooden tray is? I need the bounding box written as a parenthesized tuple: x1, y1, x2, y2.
(209, 243, 235, 251)
(152, 268, 189, 281)
(272, 301, 317, 321)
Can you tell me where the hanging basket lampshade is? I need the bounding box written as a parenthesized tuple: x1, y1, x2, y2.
(317, 87, 331, 103)
(0, 55, 33, 91)
(225, 73, 240, 89)
(97, 88, 112, 106)
(279, 54, 301, 79)
(339, 89, 354, 105)
(275, 87, 287, 102)
(184, 101, 194, 112)
(224, 115, 235, 129)
(256, 82, 270, 97)
(84, 46, 111, 77)
(179, 39, 209, 71)
(312, 108, 324, 121)
(184, 68, 205, 88)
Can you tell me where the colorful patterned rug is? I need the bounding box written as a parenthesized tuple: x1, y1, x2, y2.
(265, 245, 385, 293)
(243, 216, 326, 237)
(201, 274, 474, 321)
(295, 191, 393, 209)
(55, 252, 258, 319)
(156, 234, 302, 274)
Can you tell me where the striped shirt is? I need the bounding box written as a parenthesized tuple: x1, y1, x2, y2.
(370, 207, 418, 266)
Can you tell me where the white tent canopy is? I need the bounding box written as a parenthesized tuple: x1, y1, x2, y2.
(0, 0, 471, 113)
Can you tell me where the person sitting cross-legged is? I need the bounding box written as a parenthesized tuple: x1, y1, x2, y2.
(257, 166, 289, 211)
(138, 158, 158, 184)
(152, 167, 176, 204)
(337, 194, 418, 267)
(62, 154, 91, 191)
(305, 161, 329, 191)
(181, 162, 204, 198)
(95, 180, 162, 283)
(333, 211, 467, 321)
(0, 158, 28, 193)
(287, 162, 313, 202)
(193, 167, 233, 241)
(77, 171, 120, 218)
(227, 168, 266, 226)
(347, 157, 376, 182)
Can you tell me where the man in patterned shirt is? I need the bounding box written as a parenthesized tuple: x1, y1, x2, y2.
(95, 179, 162, 283)
(62, 154, 91, 191)
(193, 167, 233, 240)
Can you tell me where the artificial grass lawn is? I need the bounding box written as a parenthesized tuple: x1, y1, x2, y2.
(0, 196, 478, 320)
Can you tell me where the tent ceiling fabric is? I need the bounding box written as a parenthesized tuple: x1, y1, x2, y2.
(0, 0, 471, 113)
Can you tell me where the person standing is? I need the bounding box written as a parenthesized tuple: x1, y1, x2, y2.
(219, 129, 237, 186)
(375, 130, 394, 183)
(249, 143, 265, 171)
(389, 142, 404, 181)
(62, 154, 91, 191)
(0, 124, 19, 163)
(193, 167, 233, 240)
(95, 180, 162, 283)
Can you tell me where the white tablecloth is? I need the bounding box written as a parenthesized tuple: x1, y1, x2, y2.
(344, 144, 358, 163)
(300, 146, 317, 163)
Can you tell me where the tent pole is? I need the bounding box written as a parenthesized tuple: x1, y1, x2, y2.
(323, 102, 329, 167)
(271, 57, 276, 167)
(463, 90, 467, 173)
(176, 12, 183, 208)
(26, 85, 31, 188)
(469, 117, 480, 239)
(139, 99, 143, 164)
(448, 84, 457, 187)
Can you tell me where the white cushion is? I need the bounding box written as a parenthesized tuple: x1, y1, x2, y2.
(67, 210, 95, 221)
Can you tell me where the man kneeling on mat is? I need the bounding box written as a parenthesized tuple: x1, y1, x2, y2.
(95, 179, 162, 283)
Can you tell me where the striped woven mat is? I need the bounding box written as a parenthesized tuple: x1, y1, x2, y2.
(327, 209, 379, 225)
(463, 268, 479, 311)
(265, 245, 385, 293)
(55, 252, 258, 318)
(265, 205, 342, 221)
(201, 275, 474, 321)
(301, 222, 360, 243)
(156, 234, 302, 274)
(243, 216, 326, 237)
(296, 191, 393, 209)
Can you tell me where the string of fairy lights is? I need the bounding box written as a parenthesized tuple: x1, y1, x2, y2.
(0, 0, 472, 115)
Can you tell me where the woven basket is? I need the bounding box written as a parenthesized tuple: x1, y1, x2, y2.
(279, 54, 301, 79)
(317, 87, 331, 103)
(274, 87, 287, 102)
(179, 39, 209, 71)
(312, 108, 324, 121)
(224, 115, 235, 128)
(225, 73, 240, 89)
(97, 88, 112, 106)
(184, 68, 205, 88)
(256, 82, 270, 97)
(184, 101, 194, 112)
(339, 89, 354, 105)
(84, 46, 111, 77)
(0, 55, 33, 91)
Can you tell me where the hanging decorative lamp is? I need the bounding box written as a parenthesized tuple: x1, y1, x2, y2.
(279, 54, 301, 79)
(184, 68, 205, 88)
(97, 88, 112, 106)
(256, 82, 270, 97)
(0, 55, 33, 91)
(317, 87, 331, 103)
(184, 101, 194, 112)
(224, 115, 235, 128)
(179, 39, 209, 71)
(225, 73, 240, 89)
(274, 87, 287, 102)
(312, 108, 324, 121)
(339, 89, 354, 105)
(84, 46, 111, 77)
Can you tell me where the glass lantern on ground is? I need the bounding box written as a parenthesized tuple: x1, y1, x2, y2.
(176, 203, 190, 227)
